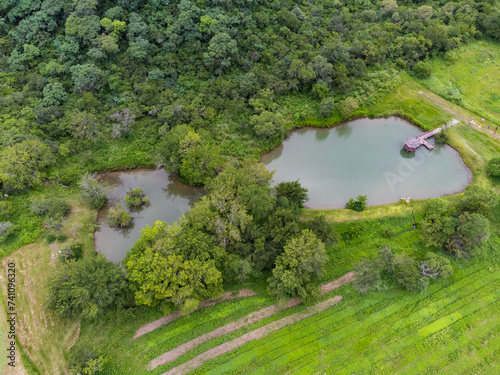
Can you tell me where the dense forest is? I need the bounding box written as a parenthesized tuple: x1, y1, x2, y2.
(1, 0, 499, 190)
(0, 0, 500, 372)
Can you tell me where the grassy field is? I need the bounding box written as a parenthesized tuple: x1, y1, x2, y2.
(0, 195, 95, 374)
(194, 261, 500, 374)
(421, 40, 500, 124)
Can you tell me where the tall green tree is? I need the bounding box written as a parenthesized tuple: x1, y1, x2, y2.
(0, 139, 56, 191)
(125, 221, 224, 314)
(45, 254, 127, 320)
(268, 229, 328, 301)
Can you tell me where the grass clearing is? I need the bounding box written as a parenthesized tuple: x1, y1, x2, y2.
(421, 40, 500, 124)
(0, 197, 95, 374)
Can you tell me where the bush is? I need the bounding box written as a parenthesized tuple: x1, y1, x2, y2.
(305, 215, 338, 245)
(79, 173, 109, 210)
(59, 239, 83, 262)
(487, 157, 500, 177)
(68, 345, 106, 375)
(46, 234, 57, 244)
(345, 195, 368, 211)
(339, 97, 359, 118)
(434, 128, 449, 144)
(0, 221, 16, 242)
(319, 97, 335, 118)
(0, 201, 13, 219)
(45, 254, 127, 319)
(31, 198, 70, 218)
(124, 187, 148, 208)
(413, 61, 432, 79)
(107, 204, 132, 228)
(275, 180, 309, 208)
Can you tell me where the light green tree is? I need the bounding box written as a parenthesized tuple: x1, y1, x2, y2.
(250, 111, 285, 140)
(45, 254, 127, 319)
(0, 139, 56, 191)
(268, 229, 328, 301)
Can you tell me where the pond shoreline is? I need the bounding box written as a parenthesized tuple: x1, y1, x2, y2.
(93, 168, 204, 263)
(261, 117, 472, 209)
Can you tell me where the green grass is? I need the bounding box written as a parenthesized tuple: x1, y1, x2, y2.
(0, 197, 95, 374)
(420, 40, 500, 124)
(188, 262, 500, 374)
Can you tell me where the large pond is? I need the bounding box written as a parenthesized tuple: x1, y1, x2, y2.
(261, 117, 471, 209)
(94, 169, 203, 263)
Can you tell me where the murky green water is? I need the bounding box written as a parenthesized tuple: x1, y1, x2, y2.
(261, 117, 471, 209)
(94, 169, 203, 263)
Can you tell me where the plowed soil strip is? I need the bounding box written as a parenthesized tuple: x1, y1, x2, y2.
(162, 296, 343, 375)
(149, 272, 354, 370)
(134, 289, 256, 339)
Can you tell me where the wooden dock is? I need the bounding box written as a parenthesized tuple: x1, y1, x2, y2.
(403, 120, 459, 152)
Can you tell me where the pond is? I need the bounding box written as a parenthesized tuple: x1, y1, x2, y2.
(94, 169, 203, 263)
(261, 117, 471, 209)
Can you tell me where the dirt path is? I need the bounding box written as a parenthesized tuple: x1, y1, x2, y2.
(321, 272, 356, 295)
(417, 89, 500, 141)
(149, 272, 355, 370)
(133, 289, 256, 339)
(161, 296, 343, 375)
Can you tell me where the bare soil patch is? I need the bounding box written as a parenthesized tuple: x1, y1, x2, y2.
(162, 296, 343, 375)
(149, 272, 355, 370)
(133, 289, 256, 340)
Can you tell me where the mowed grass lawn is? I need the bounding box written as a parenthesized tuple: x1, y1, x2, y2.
(190, 261, 500, 375)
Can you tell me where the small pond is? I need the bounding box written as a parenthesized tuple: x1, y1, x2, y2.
(261, 117, 471, 209)
(94, 169, 203, 263)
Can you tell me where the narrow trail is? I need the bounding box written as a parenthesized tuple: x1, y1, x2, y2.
(161, 296, 343, 375)
(417, 89, 500, 141)
(133, 289, 256, 340)
(149, 272, 355, 371)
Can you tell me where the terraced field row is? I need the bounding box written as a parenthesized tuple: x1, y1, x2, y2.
(131, 262, 499, 375)
(171, 262, 499, 374)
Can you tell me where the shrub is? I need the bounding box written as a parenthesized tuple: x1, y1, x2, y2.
(45, 215, 64, 234)
(0, 221, 16, 241)
(124, 187, 148, 208)
(487, 157, 500, 177)
(45, 254, 127, 319)
(413, 61, 432, 79)
(275, 180, 309, 208)
(68, 345, 106, 375)
(305, 215, 338, 245)
(79, 173, 109, 210)
(345, 195, 368, 211)
(46, 234, 57, 244)
(31, 198, 70, 218)
(319, 97, 335, 118)
(0, 201, 13, 219)
(107, 204, 132, 228)
(354, 258, 381, 293)
(59, 239, 83, 262)
(339, 97, 359, 118)
(434, 128, 449, 144)
(460, 185, 498, 216)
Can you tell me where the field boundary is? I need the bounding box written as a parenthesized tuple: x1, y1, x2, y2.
(133, 289, 256, 339)
(149, 272, 355, 371)
(162, 296, 343, 375)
